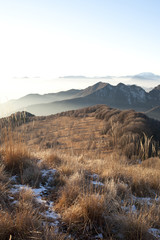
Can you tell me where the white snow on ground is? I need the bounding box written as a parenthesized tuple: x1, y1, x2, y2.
(121, 204, 137, 213)
(90, 173, 104, 186)
(41, 169, 57, 185)
(90, 173, 100, 180)
(94, 233, 103, 239)
(132, 195, 160, 206)
(9, 171, 160, 238)
(148, 228, 160, 239)
(10, 184, 30, 194)
(9, 168, 60, 227)
(121, 195, 160, 239)
(121, 195, 160, 214)
(40, 200, 60, 226)
(91, 180, 104, 186)
(33, 185, 47, 195)
(9, 175, 17, 182)
(41, 169, 57, 177)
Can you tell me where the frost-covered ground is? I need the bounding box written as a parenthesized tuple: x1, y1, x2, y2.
(9, 168, 60, 228)
(6, 167, 160, 239)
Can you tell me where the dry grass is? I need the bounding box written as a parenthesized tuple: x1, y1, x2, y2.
(140, 157, 160, 169)
(0, 132, 41, 186)
(2, 141, 31, 174)
(0, 164, 10, 209)
(2, 143, 41, 186)
(62, 193, 106, 230)
(52, 151, 160, 238)
(120, 213, 150, 240)
(101, 158, 160, 197)
(117, 202, 160, 240)
(0, 182, 9, 209)
(55, 172, 83, 211)
(0, 209, 42, 240)
(55, 171, 120, 237)
(45, 153, 62, 168)
(0, 187, 42, 240)
(2, 114, 108, 158)
(0, 106, 160, 239)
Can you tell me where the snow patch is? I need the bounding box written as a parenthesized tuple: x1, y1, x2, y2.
(9, 168, 60, 227)
(132, 195, 160, 206)
(91, 181, 104, 186)
(148, 228, 160, 239)
(89, 173, 104, 186)
(90, 173, 100, 180)
(41, 169, 56, 177)
(94, 233, 103, 239)
(121, 204, 137, 213)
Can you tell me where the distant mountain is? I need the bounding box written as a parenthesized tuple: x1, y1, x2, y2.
(60, 75, 113, 79)
(22, 82, 160, 117)
(75, 82, 108, 97)
(0, 89, 81, 117)
(60, 76, 87, 79)
(1, 81, 160, 119)
(85, 83, 148, 108)
(148, 84, 160, 102)
(16, 89, 82, 106)
(60, 72, 160, 80)
(61, 72, 160, 81)
(0, 82, 109, 117)
(132, 72, 160, 80)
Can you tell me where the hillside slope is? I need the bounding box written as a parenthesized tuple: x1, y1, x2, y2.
(0, 105, 160, 239)
(2, 105, 159, 160)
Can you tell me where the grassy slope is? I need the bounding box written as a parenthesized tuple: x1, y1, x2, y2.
(0, 105, 159, 240)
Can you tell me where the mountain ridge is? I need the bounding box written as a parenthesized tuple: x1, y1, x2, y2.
(18, 83, 160, 118)
(1, 80, 160, 119)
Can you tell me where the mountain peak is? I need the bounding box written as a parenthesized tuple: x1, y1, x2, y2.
(133, 72, 160, 80)
(75, 81, 108, 98)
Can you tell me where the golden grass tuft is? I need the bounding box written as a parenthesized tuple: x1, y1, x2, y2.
(140, 157, 160, 169)
(55, 172, 82, 211)
(0, 164, 10, 208)
(63, 193, 105, 225)
(101, 157, 160, 197)
(2, 142, 31, 174)
(45, 153, 62, 168)
(18, 188, 36, 209)
(120, 215, 149, 240)
(0, 208, 42, 240)
(1, 139, 41, 186)
(21, 163, 41, 187)
(0, 187, 45, 240)
(0, 182, 9, 209)
(120, 208, 157, 240)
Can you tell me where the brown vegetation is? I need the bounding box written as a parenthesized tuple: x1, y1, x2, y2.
(0, 105, 159, 239)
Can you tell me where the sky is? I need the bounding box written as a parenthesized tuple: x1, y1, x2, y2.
(0, 0, 160, 101)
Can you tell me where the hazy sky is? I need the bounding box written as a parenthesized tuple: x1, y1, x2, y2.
(0, 0, 160, 101)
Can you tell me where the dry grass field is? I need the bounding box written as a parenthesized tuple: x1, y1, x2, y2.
(0, 111, 109, 158)
(0, 105, 160, 240)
